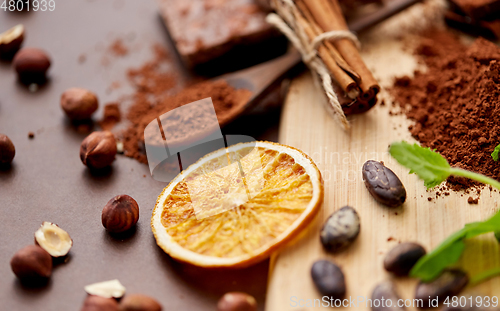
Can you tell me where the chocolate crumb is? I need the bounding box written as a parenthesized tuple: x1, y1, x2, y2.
(109, 39, 128, 57)
(467, 197, 479, 204)
(28, 132, 34, 139)
(98, 103, 121, 131)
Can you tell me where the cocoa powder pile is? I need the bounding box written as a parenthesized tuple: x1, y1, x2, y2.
(118, 45, 251, 163)
(391, 29, 500, 190)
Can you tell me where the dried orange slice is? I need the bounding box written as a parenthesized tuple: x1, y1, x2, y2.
(151, 141, 323, 268)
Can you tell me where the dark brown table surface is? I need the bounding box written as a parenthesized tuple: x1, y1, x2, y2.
(0, 1, 280, 310)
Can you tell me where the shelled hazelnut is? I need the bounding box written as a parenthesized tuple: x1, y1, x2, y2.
(0, 134, 15, 164)
(84, 279, 126, 299)
(61, 88, 99, 120)
(12, 47, 51, 83)
(0, 24, 24, 59)
(80, 131, 117, 169)
(102, 195, 139, 233)
(120, 294, 162, 311)
(217, 292, 257, 311)
(10, 245, 52, 280)
(34, 222, 73, 257)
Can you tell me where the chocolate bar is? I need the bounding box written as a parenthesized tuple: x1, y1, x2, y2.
(158, 0, 287, 73)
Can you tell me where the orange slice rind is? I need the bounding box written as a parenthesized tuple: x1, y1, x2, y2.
(151, 141, 323, 268)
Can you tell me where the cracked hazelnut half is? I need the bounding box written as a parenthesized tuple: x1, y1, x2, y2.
(84, 279, 126, 299)
(0, 24, 24, 59)
(35, 222, 73, 257)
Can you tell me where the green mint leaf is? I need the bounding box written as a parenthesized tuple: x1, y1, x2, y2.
(470, 267, 500, 285)
(492, 144, 500, 161)
(389, 142, 451, 188)
(409, 230, 466, 281)
(410, 210, 500, 282)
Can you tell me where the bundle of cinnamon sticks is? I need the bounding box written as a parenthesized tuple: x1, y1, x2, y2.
(270, 0, 380, 116)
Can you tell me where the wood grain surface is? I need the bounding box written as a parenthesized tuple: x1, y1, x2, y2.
(267, 5, 500, 310)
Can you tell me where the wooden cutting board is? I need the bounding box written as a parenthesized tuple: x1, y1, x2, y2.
(266, 6, 500, 311)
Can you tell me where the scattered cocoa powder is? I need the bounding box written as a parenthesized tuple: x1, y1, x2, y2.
(109, 39, 129, 57)
(391, 28, 500, 191)
(114, 44, 251, 164)
(122, 80, 251, 163)
(126, 44, 178, 97)
(98, 103, 121, 131)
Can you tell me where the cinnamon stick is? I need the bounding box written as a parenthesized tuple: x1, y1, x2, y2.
(295, 12, 360, 98)
(295, 0, 362, 85)
(302, 0, 380, 100)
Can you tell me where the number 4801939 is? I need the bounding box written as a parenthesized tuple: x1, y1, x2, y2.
(443, 296, 498, 308)
(1, 0, 55, 11)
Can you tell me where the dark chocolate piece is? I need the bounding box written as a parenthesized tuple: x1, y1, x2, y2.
(158, 0, 286, 72)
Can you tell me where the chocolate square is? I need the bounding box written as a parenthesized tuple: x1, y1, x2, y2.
(159, 0, 287, 72)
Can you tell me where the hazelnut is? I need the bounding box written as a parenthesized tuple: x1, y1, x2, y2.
(80, 131, 117, 169)
(10, 245, 52, 280)
(34, 222, 73, 257)
(0, 24, 24, 59)
(61, 88, 99, 120)
(12, 47, 51, 83)
(84, 279, 126, 299)
(0, 133, 15, 164)
(217, 292, 257, 311)
(119, 294, 162, 311)
(102, 195, 139, 233)
(80, 295, 119, 311)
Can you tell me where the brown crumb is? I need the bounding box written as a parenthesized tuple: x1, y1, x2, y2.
(109, 39, 128, 57)
(78, 54, 86, 64)
(98, 103, 121, 131)
(387, 237, 395, 242)
(428, 197, 433, 201)
(467, 197, 479, 204)
(28, 132, 35, 139)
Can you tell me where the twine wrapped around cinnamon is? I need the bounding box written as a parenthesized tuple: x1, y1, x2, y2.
(266, 0, 380, 129)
